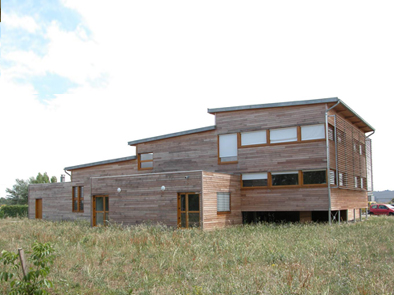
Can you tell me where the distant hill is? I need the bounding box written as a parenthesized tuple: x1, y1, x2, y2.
(373, 190, 394, 203)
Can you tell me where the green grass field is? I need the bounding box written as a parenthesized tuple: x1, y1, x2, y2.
(1, 217, 393, 294)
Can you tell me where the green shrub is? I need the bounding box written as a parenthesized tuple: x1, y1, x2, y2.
(0, 205, 28, 218)
(0, 241, 55, 294)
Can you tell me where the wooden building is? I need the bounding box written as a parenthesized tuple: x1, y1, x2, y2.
(28, 97, 375, 229)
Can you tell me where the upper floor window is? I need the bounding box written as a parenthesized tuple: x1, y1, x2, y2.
(139, 153, 153, 170)
(242, 173, 268, 187)
(271, 171, 299, 186)
(72, 186, 84, 213)
(218, 134, 238, 164)
(270, 127, 297, 144)
(301, 124, 325, 141)
(240, 130, 267, 146)
(302, 170, 326, 185)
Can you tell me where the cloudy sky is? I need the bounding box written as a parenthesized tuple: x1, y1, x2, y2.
(1, 0, 393, 197)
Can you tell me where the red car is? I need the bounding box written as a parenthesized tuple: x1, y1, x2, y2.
(369, 204, 394, 216)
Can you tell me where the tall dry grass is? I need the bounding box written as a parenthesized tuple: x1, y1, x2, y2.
(1, 217, 394, 294)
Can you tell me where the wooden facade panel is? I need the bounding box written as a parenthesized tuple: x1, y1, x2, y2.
(331, 188, 367, 210)
(241, 187, 329, 211)
(28, 182, 90, 221)
(202, 172, 242, 230)
(214, 104, 326, 134)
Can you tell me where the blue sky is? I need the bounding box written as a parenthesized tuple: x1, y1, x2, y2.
(1, 0, 394, 197)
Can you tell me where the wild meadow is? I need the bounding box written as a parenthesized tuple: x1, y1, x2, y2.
(1, 216, 393, 294)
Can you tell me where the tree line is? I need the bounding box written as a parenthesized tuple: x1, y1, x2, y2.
(1, 173, 57, 205)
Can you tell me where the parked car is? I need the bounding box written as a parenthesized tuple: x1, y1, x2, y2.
(369, 204, 394, 216)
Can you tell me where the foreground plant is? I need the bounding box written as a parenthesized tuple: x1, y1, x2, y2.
(0, 241, 55, 295)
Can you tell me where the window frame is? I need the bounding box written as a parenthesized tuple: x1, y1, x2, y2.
(301, 124, 326, 141)
(138, 152, 153, 170)
(301, 169, 327, 186)
(218, 134, 238, 164)
(72, 186, 84, 213)
(271, 171, 300, 187)
(217, 192, 231, 214)
(241, 173, 268, 188)
(240, 130, 268, 148)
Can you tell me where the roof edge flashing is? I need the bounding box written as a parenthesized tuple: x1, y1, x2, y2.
(65, 156, 137, 171)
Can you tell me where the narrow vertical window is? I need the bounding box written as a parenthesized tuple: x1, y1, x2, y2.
(217, 192, 230, 213)
(218, 134, 238, 163)
(72, 186, 84, 213)
(339, 173, 344, 186)
(139, 153, 153, 170)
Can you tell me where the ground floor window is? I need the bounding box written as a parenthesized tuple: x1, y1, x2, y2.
(72, 186, 84, 212)
(302, 170, 326, 185)
(271, 171, 299, 186)
(217, 192, 230, 213)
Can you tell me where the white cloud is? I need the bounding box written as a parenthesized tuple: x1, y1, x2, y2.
(3, 12, 40, 33)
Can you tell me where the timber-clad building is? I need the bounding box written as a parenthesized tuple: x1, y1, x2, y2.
(29, 97, 375, 229)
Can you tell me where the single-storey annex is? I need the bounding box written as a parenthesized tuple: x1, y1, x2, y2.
(28, 97, 374, 229)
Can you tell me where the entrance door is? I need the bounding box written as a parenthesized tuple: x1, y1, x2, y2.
(35, 199, 42, 219)
(177, 193, 200, 228)
(92, 195, 109, 226)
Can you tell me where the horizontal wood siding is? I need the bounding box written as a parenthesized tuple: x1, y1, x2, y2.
(28, 182, 90, 221)
(202, 172, 242, 230)
(71, 159, 138, 183)
(241, 187, 329, 211)
(214, 104, 326, 134)
(331, 188, 367, 210)
(91, 171, 203, 227)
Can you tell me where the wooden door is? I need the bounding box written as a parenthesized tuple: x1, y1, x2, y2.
(92, 195, 109, 226)
(35, 199, 42, 219)
(177, 193, 200, 228)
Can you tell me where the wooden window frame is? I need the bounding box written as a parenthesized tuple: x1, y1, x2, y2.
(72, 186, 84, 213)
(217, 192, 231, 214)
(240, 170, 329, 189)
(239, 130, 268, 148)
(301, 169, 327, 187)
(218, 134, 238, 165)
(138, 152, 153, 170)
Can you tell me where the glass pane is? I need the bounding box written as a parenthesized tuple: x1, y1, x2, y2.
(242, 179, 268, 187)
(73, 200, 78, 211)
(105, 213, 109, 225)
(79, 199, 84, 211)
(141, 161, 153, 169)
(303, 171, 326, 185)
(96, 212, 104, 225)
(105, 197, 109, 211)
(180, 194, 186, 211)
(270, 127, 297, 143)
(96, 197, 104, 211)
(220, 156, 238, 162)
(73, 187, 78, 198)
(272, 173, 299, 186)
(241, 130, 267, 146)
(188, 194, 199, 211)
(188, 213, 200, 228)
(219, 134, 237, 157)
(301, 124, 325, 141)
(80, 187, 84, 198)
(217, 193, 230, 212)
(181, 213, 186, 228)
(140, 153, 153, 161)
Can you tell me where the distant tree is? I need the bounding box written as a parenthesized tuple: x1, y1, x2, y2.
(0, 197, 13, 205)
(5, 179, 30, 205)
(391, 198, 394, 204)
(5, 172, 58, 205)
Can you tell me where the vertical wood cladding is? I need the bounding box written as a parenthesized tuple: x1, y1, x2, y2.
(202, 172, 242, 230)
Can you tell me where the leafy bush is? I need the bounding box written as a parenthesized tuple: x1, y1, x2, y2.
(0, 205, 28, 218)
(0, 241, 55, 294)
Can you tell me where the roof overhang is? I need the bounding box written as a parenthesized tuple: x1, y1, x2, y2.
(128, 125, 216, 146)
(208, 97, 375, 133)
(65, 156, 137, 171)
